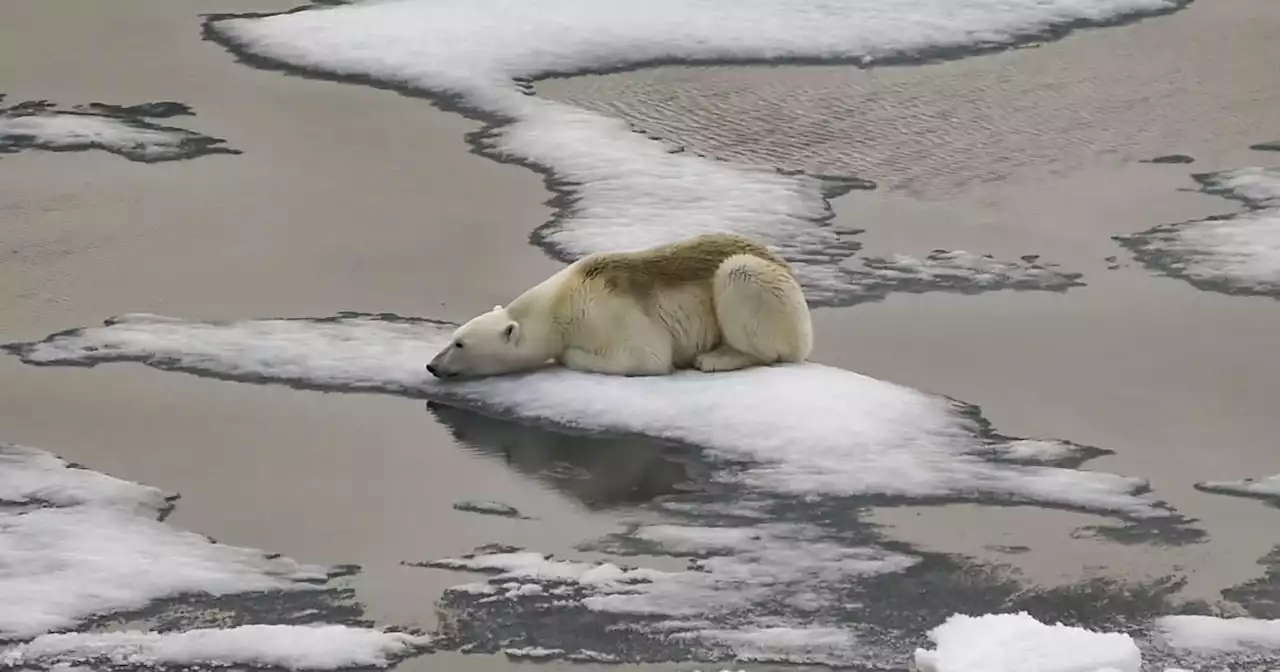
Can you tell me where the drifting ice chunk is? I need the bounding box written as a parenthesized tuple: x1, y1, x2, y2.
(0, 625, 431, 670)
(913, 612, 1141, 672)
(1156, 614, 1280, 652)
(0, 442, 170, 513)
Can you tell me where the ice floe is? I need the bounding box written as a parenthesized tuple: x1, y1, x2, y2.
(0, 443, 329, 641)
(0, 442, 171, 513)
(1195, 473, 1280, 506)
(0, 625, 430, 670)
(914, 612, 1141, 672)
(1156, 615, 1280, 653)
(1117, 166, 1280, 297)
(4, 313, 1172, 518)
(203, 0, 1184, 304)
(0, 442, 418, 672)
(0, 95, 239, 162)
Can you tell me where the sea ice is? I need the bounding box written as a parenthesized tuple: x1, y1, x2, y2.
(0, 96, 237, 163)
(427, 526, 913, 661)
(0, 625, 430, 670)
(5, 313, 1171, 518)
(1195, 473, 1280, 504)
(0, 442, 330, 641)
(913, 612, 1142, 672)
(1156, 615, 1280, 653)
(1117, 166, 1280, 296)
(204, 0, 1180, 304)
(0, 442, 170, 513)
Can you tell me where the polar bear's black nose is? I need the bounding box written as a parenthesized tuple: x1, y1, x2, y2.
(426, 363, 440, 377)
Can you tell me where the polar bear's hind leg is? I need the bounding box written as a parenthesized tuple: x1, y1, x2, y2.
(698, 253, 812, 372)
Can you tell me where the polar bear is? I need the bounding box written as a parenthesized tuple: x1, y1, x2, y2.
(426, 232, 813, 379)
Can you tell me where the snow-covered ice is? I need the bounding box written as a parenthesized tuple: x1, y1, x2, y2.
(0, 625, 431, 670)
(0, 443, 328, 640)
(0, 506, 327, 640)
(0, 442, 171, 513)
(0, 114, 189, 160)
(1117, 166, 1280, 296)
(0, 96, 238, 163)
(203, 0, 1182, 304)
(1196, 473, 1280, 504)
(848, 250, 1084, 296)
(913, 612, 1142, 672)
(0, 440, 425, 668)
(1156, 615, 1280, 653)
(5, 313, 1171, 518)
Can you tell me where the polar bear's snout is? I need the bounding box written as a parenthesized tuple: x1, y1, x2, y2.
(426, 351, 459, 379)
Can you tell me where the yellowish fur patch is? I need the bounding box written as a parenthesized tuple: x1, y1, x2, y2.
(574, 233, 794, 301)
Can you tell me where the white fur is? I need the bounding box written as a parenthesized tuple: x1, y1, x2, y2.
(427, 243, 813, 379)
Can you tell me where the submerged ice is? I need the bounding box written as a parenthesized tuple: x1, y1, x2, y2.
(201, 0, 1184, 304)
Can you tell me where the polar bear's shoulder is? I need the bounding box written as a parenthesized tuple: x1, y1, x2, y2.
(573, 233, 786, 296)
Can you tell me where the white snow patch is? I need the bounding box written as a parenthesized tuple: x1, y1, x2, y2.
(502, 646, 564, 660)
(913, 612, 1142, 672)
(850, 251, 1079, 290)
(205, 0, 1171, 302)
(0, 443, 170, 513)
(1123, 167, 1280, 293)
(991, 439, 1089, 464)
(0, 113, 199, 161)
(0, 503, 327, 640)
(1157, 615, 1280, 653)
(1197, 473, 1280, 500)
(0, 442, 329, 640)
(1204, 166, 1280, 206)
(0, 625, 430, 670)
(9, 313, 1170, 517)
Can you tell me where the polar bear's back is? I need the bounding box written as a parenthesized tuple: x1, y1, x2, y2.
(575, 232, 791, 299)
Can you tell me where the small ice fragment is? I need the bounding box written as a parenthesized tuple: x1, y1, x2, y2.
(913, 612, 1140, 672)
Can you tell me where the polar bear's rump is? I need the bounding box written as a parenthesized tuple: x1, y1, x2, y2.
(707, 252, 813, 368)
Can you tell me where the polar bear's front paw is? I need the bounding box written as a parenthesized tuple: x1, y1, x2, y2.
(694, 347, 757, 373)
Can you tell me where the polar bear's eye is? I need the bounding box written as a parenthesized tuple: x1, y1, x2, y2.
(453, 341, 464, 349)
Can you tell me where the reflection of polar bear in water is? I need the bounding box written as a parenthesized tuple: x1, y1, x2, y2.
(427, 402, 701, 508)
(427, 232, 813, 379)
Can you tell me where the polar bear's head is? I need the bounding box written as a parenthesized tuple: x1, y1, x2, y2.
(427, 305, 549, 380)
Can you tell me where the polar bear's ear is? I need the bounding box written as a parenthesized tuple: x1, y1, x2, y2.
(493, 304, 503, 312)
(502, 321, 520, 344)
